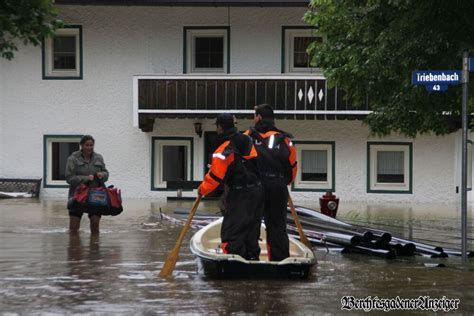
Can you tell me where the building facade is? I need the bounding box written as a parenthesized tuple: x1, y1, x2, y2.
(0, 1, 471, 203)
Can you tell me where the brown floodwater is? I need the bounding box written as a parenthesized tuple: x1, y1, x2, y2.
(0, 197, 473, 314)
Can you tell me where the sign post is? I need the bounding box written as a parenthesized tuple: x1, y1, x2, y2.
(412, 53, 470, 263)
(461, 51, 469, 263)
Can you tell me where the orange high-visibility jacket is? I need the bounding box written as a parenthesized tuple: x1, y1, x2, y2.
(199, 135, 258, 197)
(244, 129, 297, 184)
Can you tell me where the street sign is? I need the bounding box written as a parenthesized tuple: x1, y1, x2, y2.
(411, 54, 470, 263)
(412, 70, 461, 92)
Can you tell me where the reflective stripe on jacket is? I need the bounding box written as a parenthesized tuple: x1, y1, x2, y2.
(199, 135, 258, 196)
(244, 129, 297, 185)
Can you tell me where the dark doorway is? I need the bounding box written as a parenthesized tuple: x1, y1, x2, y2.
(162, 145, 188, 182)
(52, 142, 79, 181)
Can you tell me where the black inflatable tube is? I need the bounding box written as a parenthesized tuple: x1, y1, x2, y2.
(287, 215, 374, 242)
(289, 206, 392, 243)
(293, 206, 457, 257)
(341, 246, 397, 260)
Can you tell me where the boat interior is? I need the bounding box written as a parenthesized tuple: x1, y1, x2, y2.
(199, 221, 309, 262)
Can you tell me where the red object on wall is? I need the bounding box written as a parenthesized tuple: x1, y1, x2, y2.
(319, 191, 339, 218)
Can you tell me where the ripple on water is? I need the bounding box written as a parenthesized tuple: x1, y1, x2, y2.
(46, 276, 76, 280)
(138, 228, 164, 232)
(118, 274, 147, 280)
(20, 228, 69, 234)
(140, 298, 170, 303)
(112, 262, 148, 267)
(136, 283, 161, 287)
(174, 260, 195, 267)
(173, 272, 191, 279)
(2, 277, 42, 281)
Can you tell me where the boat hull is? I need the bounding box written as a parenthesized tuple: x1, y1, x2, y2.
(196, 257, 313, 279)
(190, 218, 315, 279)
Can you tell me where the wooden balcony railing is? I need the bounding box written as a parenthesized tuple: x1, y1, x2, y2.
(133, 75, 370, 131)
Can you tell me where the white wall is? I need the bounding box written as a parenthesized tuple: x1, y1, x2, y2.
(0, 5, 305, 193)
(0, 5, 467, 204)
(454, 131, 474, 202)
(154, 118, 459, 203)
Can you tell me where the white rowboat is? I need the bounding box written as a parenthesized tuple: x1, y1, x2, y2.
(190, 218, 316, 279)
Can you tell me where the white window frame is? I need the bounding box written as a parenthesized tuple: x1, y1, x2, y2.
(44, 135, 81, 188)
(43, 27, 81, 78)
(284, 29, 323, 74)
(152, 138, 193, 190)
(186, 29, 228, 74)
(368, 143, 412, 193)
(294, 142, 334, 191)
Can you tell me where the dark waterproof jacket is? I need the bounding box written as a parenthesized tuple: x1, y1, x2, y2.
(199, 133, 259, 196)
(244, 128, 297, 185)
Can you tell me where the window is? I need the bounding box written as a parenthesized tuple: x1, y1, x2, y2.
(367, 142, 413, 193)
(293, 141, 335, 191)
(195, 37, 224, 69)
(184, 27, 229, 73)
(152, 137, 194, 190)
(282, 27, 322, 74)
(43, 135, 81, 187)
(42, 26, 82, 79)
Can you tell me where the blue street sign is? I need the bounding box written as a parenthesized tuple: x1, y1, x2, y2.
(412, 70, 461, 85)
(470, 58, 474, 72)
(412, 70, 462, 92)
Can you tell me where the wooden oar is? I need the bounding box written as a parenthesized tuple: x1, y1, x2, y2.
(159, 194, 202, 278)
(287, 193, 312, 249)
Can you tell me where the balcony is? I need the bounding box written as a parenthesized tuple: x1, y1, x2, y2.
(133, 75, 371, 132)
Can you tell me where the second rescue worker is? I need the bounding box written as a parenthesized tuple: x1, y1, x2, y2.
(245, 104, 297, 261)
(199, 113, 264, 260)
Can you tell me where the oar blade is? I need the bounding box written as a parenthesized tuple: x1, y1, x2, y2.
(159, 251, 179, 278)
(158, 195, 202, 278)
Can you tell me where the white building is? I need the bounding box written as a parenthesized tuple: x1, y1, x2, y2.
(0, 0, 471, 204)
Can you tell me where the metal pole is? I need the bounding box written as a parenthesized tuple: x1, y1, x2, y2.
(461, 51, 469, 263)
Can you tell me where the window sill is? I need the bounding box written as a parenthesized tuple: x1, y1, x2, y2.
(151, 187, 195, 192)
(291, 187, 334, 192)
(44, 184, 69, 189)
(43, 71, 82, 80)
(367, 189, 412, 194)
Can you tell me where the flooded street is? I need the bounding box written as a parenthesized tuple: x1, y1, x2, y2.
(0, 198, 473, 314)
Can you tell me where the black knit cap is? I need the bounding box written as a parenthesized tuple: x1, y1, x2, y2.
(215, 113, 235, 129)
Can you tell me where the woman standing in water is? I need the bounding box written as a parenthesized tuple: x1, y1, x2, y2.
(65, 135, 108, 234)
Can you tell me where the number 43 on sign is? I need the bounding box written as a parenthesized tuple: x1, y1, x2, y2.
(430, 84, 447, 91)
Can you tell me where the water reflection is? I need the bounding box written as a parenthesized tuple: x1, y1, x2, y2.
(217, 280, 291, 314)
(50, 232, 123, 308)
(66, 233, 110, 278)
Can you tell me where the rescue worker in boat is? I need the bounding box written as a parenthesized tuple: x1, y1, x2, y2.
(244, 104, 297, 261)
(198, 113, 264, 260)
